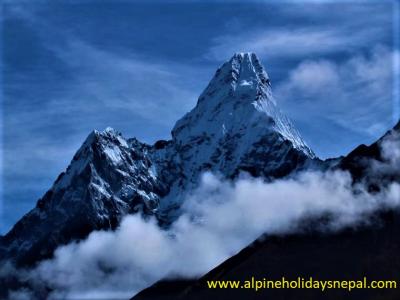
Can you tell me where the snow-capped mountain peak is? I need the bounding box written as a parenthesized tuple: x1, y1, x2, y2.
(1, 53, 317, 267)
(172, 53, 314, 172)
(193, 52, 270, 108)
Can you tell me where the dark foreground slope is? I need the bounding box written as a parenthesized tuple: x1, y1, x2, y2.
(133, 211, 400, 300)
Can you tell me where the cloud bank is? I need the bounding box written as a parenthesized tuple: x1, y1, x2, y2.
(5, 159, 400, 299)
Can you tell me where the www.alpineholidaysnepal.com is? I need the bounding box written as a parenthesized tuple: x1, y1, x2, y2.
(207, 277, 398, 292)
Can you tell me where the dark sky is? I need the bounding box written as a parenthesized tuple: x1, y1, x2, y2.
(1, 0, 399, 233)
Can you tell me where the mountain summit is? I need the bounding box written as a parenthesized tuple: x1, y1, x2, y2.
(173, 52, 314, 177)
(174, 53, 314, 156)
(0, 53, 316, 267)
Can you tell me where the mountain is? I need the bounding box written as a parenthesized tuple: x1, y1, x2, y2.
(0, 53, 316, 268)
(132, 121, 400, 300)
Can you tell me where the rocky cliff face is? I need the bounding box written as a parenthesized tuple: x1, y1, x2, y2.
(0, 53, 316, 266)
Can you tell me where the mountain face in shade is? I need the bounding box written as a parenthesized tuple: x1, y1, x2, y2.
(337, 121, 400, 191)
(132, 121, 400, 300)
(0, 53, 315, 267)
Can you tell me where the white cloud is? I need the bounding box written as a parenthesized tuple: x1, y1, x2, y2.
(281, 60, 340, 96)
(372, 128, 400, 175)
(381, 130, 400, 165)
(4, 165, 400, 299)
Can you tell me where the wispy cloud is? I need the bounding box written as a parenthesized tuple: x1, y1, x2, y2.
(208, 27, 364, 60)
(205, 3, 391, 61)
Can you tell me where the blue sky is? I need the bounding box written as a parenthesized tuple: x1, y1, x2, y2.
(1, 0, 399, 233)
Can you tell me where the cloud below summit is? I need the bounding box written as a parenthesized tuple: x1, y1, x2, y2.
(6, 162, 400, 299)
